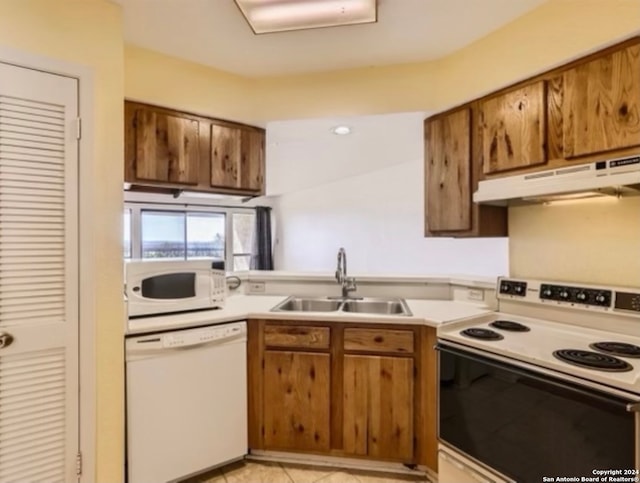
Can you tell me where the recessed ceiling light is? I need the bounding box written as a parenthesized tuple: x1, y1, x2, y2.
(331, 125, 352, 135)
(234, 0, 377, 35)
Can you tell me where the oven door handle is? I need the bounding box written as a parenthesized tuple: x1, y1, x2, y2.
(436, 342, 636, 411)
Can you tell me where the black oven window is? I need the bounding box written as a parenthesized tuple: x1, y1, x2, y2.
(141, 273, 196, 299)
(439, 347, 635, 483)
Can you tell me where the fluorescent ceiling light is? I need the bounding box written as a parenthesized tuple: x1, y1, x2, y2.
(331, 125, 352, 135)
(234, 0, 377, 34)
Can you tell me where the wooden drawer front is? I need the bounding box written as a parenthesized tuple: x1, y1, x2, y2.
(264, 325, 330, 349)
(344, 328, 414, 354)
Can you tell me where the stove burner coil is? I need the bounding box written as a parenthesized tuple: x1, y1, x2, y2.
(489, 320, 531, 332)
(552, 349, 633, 372)
(589, 342, 640, 359)
(460, 328, 504, 341)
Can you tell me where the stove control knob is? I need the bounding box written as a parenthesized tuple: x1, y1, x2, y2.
(595, 293, 607, 304)
(514, 285, 524, 294)
(542, 288, 552, 297)
(560, 290, 569, 300)
(576, 292, 587, 302)
(500, 284, 510, 293)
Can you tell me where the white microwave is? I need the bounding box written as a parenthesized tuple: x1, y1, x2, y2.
(125, 260, 226, 318)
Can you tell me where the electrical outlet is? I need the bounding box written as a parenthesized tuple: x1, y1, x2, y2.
(468, 289, 484, 301)
(249, 282, 266, 293)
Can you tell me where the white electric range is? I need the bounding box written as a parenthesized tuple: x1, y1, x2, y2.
(437, 277, 640, 483)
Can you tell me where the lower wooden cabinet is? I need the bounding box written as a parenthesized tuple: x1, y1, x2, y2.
(248, 320, 438, 471)
(263, 351, 331, 452)
(343, 355, 414, 461)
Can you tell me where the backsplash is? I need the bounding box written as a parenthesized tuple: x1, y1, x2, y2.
(509, 196, 640, 287)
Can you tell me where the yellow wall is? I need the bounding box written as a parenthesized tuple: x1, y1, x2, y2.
(123, 0, 640, 125)
(125, 45, 257, 124)
(0, 1, 125, 482)
(510, 198, 640, 286)
(257, 0, 640, 120)
(433, 0, 640, 110)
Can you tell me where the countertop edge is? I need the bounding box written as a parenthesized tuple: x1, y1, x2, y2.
(126, 296, 494, 336)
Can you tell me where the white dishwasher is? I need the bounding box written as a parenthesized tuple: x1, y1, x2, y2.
(126, 321, 247, 483)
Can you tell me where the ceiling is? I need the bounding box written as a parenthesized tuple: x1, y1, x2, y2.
(116, 0, 548, 77)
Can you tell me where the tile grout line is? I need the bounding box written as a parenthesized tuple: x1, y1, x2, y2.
(217, 465, 229, 483)
(278, 462, 296, 483)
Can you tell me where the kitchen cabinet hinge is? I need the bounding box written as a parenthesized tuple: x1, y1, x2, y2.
(76, 451, 82, 476)
(76, 117, 82, 140)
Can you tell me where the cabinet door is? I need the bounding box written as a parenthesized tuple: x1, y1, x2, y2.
(263, 351, 331, 452)
(563, 44, 640, 158)
(240, 129, 265, 192)
(211, 125, 265, 193)
(135, 109, 199, 184)
(481, 82, 546, 174)
(425, 109, 471, 232)
(343, 355, 414, 461)
(210, 123, 241, 189)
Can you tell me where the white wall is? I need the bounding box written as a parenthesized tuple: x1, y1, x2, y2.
(266, 112, 428, 196)
(269, 113, 509, 276)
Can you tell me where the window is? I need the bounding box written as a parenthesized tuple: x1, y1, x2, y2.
(124, 200, 256, 271)
(141, 210, 186, 259)
(232, 213, 255, 270)
(187, 212, 225, 260)
(139, 210, 226, 261)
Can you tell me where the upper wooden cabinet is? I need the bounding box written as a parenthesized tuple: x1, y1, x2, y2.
(563, 44, 640, 159)
(424, 109, 507, 237)
(425, 108, 471, 233)
(130, 107, 200, 185)
(423, 37, 640, 238)
(480, 81, 547, 174)
(125, 101, 265, 195)
(211, 125, 265, 192)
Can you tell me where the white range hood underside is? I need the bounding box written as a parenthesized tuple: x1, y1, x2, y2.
(474, 155, 640, 205)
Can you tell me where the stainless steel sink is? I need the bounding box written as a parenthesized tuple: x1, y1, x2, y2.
(271, 297, 342, 312)
(341, 298, 412, 315)
(271, 296, 412, 316)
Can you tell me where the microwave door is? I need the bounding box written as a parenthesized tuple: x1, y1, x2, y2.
(139, 273, 197, 300)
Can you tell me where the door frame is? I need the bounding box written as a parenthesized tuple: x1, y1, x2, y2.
(0, 45, 97, 482)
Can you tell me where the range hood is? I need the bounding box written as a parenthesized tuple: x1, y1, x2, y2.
(474, 155, 640, 205)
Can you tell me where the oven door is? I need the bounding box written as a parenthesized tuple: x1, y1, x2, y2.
(438, 342, 639, 483)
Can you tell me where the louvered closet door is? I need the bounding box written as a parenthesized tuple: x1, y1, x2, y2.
(0, 62, 79, 483)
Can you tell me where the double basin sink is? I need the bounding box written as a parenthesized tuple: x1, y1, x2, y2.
(271, 296, 412, 316)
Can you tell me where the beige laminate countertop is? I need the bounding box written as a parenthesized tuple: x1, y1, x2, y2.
(126, 294, 493, 335)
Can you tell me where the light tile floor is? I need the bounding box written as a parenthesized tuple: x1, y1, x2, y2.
(182, 460, 430, 483)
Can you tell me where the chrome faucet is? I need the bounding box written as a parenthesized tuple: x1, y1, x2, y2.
(335, 247, 357, 298)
